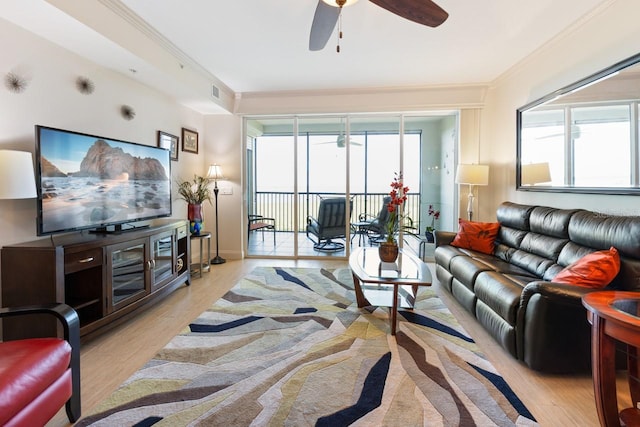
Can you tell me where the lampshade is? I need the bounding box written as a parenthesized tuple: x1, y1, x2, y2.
(0, 150, 37, 199)
(521, 162, 551, 185)
(455, 164, 489, 186)
(322, 0, 359, 6)
(207, 164, 224, 181)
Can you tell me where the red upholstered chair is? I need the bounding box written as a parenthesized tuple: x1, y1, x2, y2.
(0, 304, 81, 426)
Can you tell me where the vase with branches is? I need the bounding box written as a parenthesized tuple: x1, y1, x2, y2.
(177, 175, 212, 235)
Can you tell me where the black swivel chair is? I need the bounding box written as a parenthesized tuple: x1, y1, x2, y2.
(306, 197, 352, 251)
(358, 196, 392, 244)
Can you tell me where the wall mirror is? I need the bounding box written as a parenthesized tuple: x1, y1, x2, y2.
(517, 52, 640, 194)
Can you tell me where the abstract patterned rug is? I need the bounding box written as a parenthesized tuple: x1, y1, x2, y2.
(78, 267, 537, 426)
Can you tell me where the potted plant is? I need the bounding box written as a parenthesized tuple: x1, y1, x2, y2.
(380, 172, 409, 262)
(425, 204, 440, 243)
(176, 175, 212, 235)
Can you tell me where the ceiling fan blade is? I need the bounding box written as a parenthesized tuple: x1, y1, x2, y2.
(368, 0, 448, 28)
(309, 0, 340, 51)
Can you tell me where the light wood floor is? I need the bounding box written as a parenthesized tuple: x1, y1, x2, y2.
(48, 258, 619, 426)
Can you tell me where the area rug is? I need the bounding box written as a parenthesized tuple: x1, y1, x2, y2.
(78, 267, 537, 426)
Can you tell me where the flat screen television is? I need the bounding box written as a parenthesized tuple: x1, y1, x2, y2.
(35, 125, 172, 235)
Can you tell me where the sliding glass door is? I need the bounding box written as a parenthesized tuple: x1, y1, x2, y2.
(298, 117, 348, 257)
(245, 113, 458, 259)
(246, 118, 295, 257)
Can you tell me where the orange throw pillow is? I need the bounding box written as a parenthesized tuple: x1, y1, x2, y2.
(553, 247, 620, 288)
(450, 219, 500, 255)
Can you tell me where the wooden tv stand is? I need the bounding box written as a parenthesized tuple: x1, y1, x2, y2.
(1, 219, 190, 341)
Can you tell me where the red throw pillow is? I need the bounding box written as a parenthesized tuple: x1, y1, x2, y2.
(553, 246, 620, 288)
(450, 219, 500, 255)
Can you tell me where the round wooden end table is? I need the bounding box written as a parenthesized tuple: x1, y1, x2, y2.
(582, 291, 640, 427)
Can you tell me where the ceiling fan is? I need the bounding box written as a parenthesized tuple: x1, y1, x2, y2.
(316, 132, 363, 148)
(309, 0, 449, 52)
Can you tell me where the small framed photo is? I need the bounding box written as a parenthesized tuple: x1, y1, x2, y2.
(157, 131, 179, 161)
(182, 128, 199, 154)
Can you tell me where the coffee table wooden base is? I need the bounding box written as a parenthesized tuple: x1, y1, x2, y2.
(349, 247, 432, 336)
(352, 272, 425, 335)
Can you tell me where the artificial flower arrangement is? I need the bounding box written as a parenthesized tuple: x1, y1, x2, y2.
(385, 172, 410, 244)
(425, 204, 441, 234)
(176, 175, 212, 205)
(176, 175, 212, 235)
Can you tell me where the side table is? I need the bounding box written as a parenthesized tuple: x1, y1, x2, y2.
(418, 239, 435, 260)
(582, 291, 640, 427)
(190, 232, 211, 278)
(350, 221, 370, 246)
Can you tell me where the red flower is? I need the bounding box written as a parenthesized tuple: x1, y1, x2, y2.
(385, 173, 410, 243)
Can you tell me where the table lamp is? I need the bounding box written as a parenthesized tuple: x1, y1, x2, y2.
(521, 162, 551, 185)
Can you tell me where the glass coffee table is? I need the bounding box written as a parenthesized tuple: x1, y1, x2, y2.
(349, 247, 432, 335)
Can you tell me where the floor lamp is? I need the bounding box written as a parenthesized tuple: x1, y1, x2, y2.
(207, 164, 226, 265)
(455, 164, 489, 221)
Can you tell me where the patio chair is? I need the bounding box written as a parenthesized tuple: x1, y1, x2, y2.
(306, 197, 352, 251)
(357, 196, 392, 244)
(248, 214, 276, 245)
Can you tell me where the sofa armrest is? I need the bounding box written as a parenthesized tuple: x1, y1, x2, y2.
(434, 230, 456, 247)
(0, 304, 81, 421)
(521, 280, 593, 306)
(517, 281, 594, 373)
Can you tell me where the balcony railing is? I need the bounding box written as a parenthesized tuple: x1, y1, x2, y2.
(250, 192, 421, 234)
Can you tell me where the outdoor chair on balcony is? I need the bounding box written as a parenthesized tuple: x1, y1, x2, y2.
(357, 196, 392, 245)
(248, 214, 276, 245)
(306, 197, 352, 251)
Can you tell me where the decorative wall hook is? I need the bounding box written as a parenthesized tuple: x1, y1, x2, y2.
(4, 72, 28, 93)
(120, 105, 136, 120)
(76, 76, 95, 94)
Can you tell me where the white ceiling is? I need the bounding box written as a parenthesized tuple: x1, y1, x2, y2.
(1, 0, 612, 113)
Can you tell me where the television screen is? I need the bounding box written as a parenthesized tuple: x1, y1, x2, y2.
(35, 125, 172, 235)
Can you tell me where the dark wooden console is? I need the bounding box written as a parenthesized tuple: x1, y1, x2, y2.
(1, 219, 190, 341)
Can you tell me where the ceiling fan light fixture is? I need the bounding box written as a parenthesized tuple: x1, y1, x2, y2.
(321, 0, 359, 7)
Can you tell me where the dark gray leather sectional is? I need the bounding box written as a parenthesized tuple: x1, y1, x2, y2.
(434, 201, 640, 373)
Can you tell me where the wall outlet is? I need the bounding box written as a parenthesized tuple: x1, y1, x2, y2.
(220, 187, 233, 195)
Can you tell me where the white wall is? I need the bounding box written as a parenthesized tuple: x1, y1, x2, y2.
(480, 0, 640, 220)
(0, 18, 205, 248)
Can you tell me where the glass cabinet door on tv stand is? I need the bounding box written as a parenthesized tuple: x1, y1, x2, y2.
(107, 238, 149, 312)
(150, 230, 175, 292)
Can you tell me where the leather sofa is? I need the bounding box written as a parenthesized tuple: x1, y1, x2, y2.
(0, 304, 81, 426)
(434, 201, 640, 373)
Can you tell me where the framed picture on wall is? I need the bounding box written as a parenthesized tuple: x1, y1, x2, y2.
(157, 131, 179, 161)
(182, 128, 198, 154)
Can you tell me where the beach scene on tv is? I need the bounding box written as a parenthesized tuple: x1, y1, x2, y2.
(38, 127, 171, 234)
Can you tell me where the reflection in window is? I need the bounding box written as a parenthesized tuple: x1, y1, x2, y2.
(573, 105, 630, 187)
(521, 109, 565, 185)
(521, 103, 633, 187)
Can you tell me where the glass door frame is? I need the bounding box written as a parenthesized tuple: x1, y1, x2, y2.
(243, 113, 450, 260)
